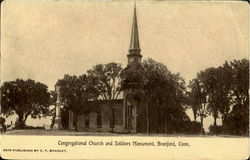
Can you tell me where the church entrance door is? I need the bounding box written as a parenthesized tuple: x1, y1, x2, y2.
(126, 96, 136, 133)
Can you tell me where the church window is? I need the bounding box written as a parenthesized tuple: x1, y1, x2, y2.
(85, 114, 89, 128)
(97, 113, 102, 128)
(109, 109, 115, 128)
(128, 105, 133, 115)
(115, 108, 123, 125)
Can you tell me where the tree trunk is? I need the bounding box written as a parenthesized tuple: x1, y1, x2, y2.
(156, 98, 160, 133)
(17, 113, 29, 129)
(200, 117, 204, 135)
(163, 107, 166, 134)
(19, 118, 25, 128)
(18, 117, 24, 128)
(213, 115, 217, 135)
(222, 113, 227, 124)
(51, 115, 56, 129)
(194, 113, 197, 122)
(146, 97, 149, 134)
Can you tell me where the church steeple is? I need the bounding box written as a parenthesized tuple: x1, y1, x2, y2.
(129, 3, 141, 54)
(127, 3, 142, 65)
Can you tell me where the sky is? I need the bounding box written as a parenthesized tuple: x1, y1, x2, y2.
(1, 0, 249, 131)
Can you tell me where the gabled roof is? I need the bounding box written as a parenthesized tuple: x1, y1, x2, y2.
(82, 99, 123, 113)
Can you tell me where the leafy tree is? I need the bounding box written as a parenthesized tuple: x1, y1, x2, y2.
(203, 65, 233, 135)
(230, 59, 249, 107)
(223, 59, 249, 135)
(87, 62, 123, 132)
(187, 79, 199, 122)
(198, 68, 220, 133)
(188, 78, 208, 134)
(142, 58, 188, 134)
(190, 58, 249, 135)
(1, 79, 50, 128)
(139, 58, 166, 133)
(216, 62, 233, 124)
(56, 74, 98, 131)
(201, 59, 248, 135)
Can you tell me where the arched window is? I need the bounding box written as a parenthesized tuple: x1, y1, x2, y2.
(97, 113, 102, 128)
(85, 114, 89, 128)
(127, 95, 133, 116)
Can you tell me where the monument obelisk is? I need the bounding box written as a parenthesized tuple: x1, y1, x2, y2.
(53, 86, 62, 129)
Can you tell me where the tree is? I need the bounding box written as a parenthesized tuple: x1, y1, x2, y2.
(223, 59, 249, 135)
(188, 78, 208, 134)
(203, 64, 233, 135)
(189, 58, 249, 135)
(56, 74, 98, 131)
(1, 79, 50, 128)
(230, 59, 249, 108)
(142, 58, 168, 133)
(216, 62, 233, 124)
(198, 68, 221, 133)
(187, 79, 199, 122)
(87, 62, 123, 132)
(142, 58, 188, 134)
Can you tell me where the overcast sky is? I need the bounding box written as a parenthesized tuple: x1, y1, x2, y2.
(1, 0, 248, 130)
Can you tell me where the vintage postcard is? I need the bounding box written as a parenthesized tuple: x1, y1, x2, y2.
(0, 0, 249, 159)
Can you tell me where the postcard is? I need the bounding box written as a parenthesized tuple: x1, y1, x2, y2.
(0, 0, 249, 159)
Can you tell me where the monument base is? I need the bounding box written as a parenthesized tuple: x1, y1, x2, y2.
(53, 118, 62, 130)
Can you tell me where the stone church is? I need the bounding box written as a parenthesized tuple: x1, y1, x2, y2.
(54, 5, 147, 133)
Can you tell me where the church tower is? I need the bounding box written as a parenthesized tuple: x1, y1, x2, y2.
(122, 3, 146, 133)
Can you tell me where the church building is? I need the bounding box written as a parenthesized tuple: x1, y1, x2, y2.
(55, 4, 147, 133)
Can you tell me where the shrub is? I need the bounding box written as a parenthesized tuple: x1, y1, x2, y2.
(208, 125, 222, 135)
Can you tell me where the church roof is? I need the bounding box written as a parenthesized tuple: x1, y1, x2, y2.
(82, 99, 124, 113)
(129, 3, 140, 53)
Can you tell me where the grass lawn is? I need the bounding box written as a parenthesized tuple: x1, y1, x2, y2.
(3, 129, 248, 138)
(4, 129, 117, 136)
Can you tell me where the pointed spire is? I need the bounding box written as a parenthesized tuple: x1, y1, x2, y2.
(129, 2, 140, 53)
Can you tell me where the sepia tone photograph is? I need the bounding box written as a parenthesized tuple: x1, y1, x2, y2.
(0, 0, 249, 159)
